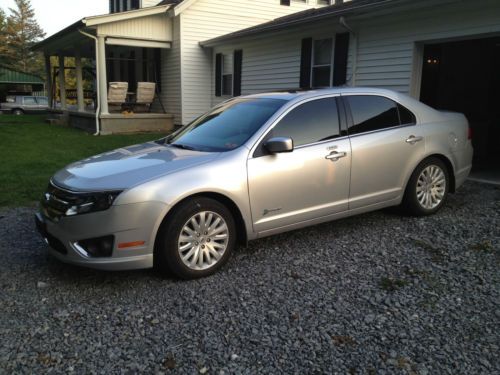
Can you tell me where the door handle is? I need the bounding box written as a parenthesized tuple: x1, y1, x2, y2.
(405, 135, 423, 145)
(325, 151, 347, 161)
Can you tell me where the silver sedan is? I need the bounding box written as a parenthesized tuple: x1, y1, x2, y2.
(36, 88, 473, 279)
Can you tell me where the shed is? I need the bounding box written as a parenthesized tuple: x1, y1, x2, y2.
(0, 66, 45, 102)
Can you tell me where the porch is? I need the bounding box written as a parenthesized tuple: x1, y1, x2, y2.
(33, 5, 175, 135)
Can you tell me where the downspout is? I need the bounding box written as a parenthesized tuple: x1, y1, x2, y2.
(78, 29, 101, 135)
(340, 16, 357, 87)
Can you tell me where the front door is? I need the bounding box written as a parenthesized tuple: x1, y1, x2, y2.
(247, 97, 351, 233)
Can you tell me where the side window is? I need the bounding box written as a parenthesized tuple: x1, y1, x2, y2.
(37, 97, 48, 105)
(271, 98, 340, 147)
(398, 103, 416, 125)
(23, 97, 37, 105)
(346, 95, 401, 135)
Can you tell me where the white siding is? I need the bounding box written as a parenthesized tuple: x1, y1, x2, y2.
(161, 16, 182, 123)
(211, 0, 500, 104)
(352, 0, 500, 94)
(141, 0, 160, 7)
(211, 20, 334, 106)
(97, 14, 172, 41)
(179, 0, 326, 124)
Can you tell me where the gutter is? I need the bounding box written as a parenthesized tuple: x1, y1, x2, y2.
(78, 29, 101, 136)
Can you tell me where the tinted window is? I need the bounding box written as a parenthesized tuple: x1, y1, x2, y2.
(398, 103, 416, 125)
(347, 95, 400, 135)
(168, 98, 285, 152)
(271, 98, 340, 147)
(23, 97, 36, 105)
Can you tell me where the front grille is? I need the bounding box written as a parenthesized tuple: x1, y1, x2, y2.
(41, 182, 86, 220)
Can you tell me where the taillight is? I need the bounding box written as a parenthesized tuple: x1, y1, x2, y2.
(467, 127, 473, 140)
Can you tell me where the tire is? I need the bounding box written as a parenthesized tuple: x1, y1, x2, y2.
(154, 197, 236, 279)
(403, 157, 450, 216)
(12, 109, 24, 116)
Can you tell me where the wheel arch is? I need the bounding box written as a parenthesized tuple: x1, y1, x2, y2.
(425, 153, 456, 193)
(154, 192, 248, 253)
(405, 153, 456, 194)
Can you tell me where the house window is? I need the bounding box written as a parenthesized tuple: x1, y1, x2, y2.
(280, 0, 291, 5)
(317, 0, 331, 5)
(222, 54, 233, 96)
(312, 38, 333, 87)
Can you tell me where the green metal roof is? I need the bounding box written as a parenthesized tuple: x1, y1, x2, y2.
(0, 66, 44, 84)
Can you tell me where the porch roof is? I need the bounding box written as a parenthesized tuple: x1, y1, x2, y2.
(33, 4, 174, 56)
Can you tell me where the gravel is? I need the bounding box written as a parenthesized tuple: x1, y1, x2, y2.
(0, 181, 499, 374)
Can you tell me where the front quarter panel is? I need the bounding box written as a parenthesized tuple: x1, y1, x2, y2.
(114, 148, 254, 239)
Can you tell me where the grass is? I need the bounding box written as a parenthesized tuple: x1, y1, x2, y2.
(0, 115, 166, 207)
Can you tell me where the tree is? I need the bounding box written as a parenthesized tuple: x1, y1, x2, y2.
(3, 0, 45, 74)
(0, 8, 8, 60)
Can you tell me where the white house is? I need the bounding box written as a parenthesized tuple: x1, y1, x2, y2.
(34, 0, 336, 133)
(202, 0, 500, 167)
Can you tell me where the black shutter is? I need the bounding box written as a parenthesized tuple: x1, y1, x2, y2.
(333, 33, 350, 86)
(215, 53, 223, 97)
(233, 50, 243, 97)
(110, 0, 115, 13)
(299, 38, 312, 89)
(280, 0, 291, 5)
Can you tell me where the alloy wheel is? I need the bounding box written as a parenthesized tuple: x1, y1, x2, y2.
(177, 211, 229, 270)
(416, 165, 446, 209)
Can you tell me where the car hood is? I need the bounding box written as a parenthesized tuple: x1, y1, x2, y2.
(52, 142, 220, 191)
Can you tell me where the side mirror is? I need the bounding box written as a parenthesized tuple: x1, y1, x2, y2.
(264, 137, 294, 154)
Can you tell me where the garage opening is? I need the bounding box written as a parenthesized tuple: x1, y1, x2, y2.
(420, 36, 500, 181)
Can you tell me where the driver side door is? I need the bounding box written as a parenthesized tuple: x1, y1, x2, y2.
(247, 96, 351, 234)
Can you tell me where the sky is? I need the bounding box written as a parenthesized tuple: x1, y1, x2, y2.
(0, 0, 109, 37)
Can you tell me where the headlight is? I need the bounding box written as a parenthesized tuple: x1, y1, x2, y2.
(65, 191, 122, 216)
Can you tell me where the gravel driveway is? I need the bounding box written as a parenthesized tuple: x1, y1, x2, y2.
(0, 181, 498, 374)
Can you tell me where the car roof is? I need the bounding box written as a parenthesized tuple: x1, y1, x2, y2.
(243, 87, 404, 101)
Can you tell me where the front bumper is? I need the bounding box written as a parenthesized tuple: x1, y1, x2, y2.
(35, 201, 169, 271)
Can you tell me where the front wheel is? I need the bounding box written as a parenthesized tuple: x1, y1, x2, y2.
(155, 197, 236, 279)
(403, 157, 449, 216)
(12, 109, 24, 116)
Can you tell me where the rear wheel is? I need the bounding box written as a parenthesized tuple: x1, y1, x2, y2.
(12, 109, 23, 116)
(403, 157, 449, 216)
(155, 197, 236, 279)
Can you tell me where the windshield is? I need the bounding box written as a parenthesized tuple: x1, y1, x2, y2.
(166, 98, 286, 152)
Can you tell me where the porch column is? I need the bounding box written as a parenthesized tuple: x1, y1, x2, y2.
(58, 54, 67, 110)
(97, 35, 109, 115)
(44, 53, 53, 108)
(75, 51, 85, 112)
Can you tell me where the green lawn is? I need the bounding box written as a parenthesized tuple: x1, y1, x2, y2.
(0, 115, 166, 207)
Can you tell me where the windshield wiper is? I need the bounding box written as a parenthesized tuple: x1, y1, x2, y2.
(169, 143, 197, 151)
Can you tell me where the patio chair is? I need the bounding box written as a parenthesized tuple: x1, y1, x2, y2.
(107, 82, 128, 112)
(134, 82, 156, 113)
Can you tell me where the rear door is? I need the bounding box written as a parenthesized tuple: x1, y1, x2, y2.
(36, 97, 49, 111)
(343, 94, 424, 209)
(22, 96, 38, 113)
(247, 96, 351, 233)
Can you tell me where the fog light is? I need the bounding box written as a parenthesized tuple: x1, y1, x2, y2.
(76, 235, 114, 258)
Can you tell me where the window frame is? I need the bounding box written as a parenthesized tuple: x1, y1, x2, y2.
(221, 53, 233, 97)
(310, 37, 335, 88)
(342, 94, 418, 138)
(251, 94, 349, 158)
